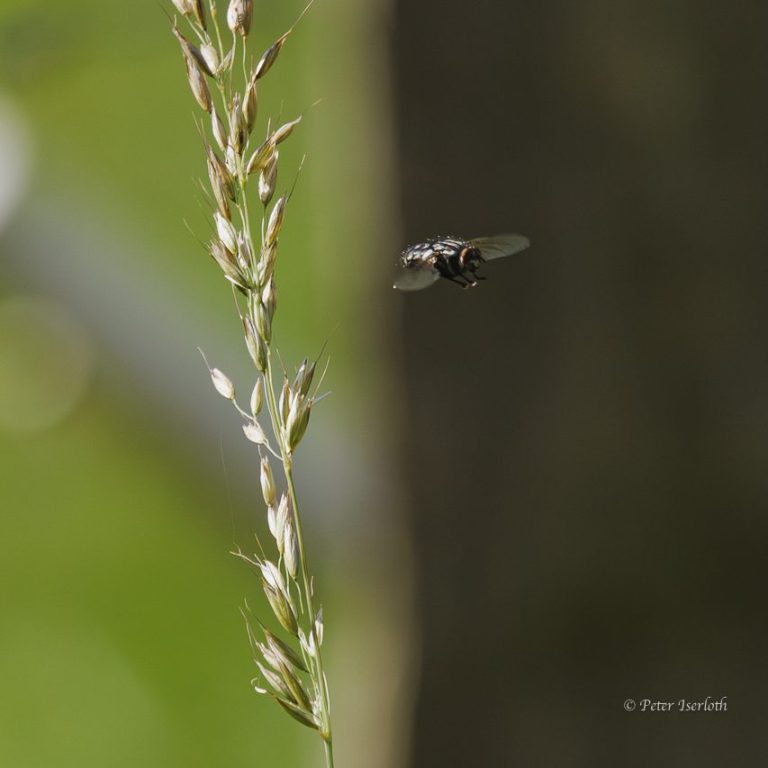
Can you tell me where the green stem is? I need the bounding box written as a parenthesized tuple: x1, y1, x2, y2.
(263, 352, 334, 763)
(323, 737, 335, 768)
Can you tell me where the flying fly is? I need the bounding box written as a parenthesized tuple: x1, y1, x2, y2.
(393, 233, 530, 291)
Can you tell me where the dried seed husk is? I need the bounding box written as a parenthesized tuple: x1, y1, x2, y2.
(298, 361, 316, 398)
(250, 378, 263, 415)
(200, 43, 219, 75)
(283, 520, 298, 579)
(243, 421, 267, 445)
(267, 503, 278, 539)
(214, 211, 238, 253)
(272, 116, 302, 145)
(278, 377, 290, 425)
(254, 0, 315, 78)
(229, 94, 246, 153)
(211, 109, 228, 152)
(246, 139, 273, 176)
(315, 607, 324, 647)
(256, 662, 291, 699)
(209, 239, 245, 288)
(191, 0, 206, 29)
(227, 0, 253, 37)
(243, 73, 258, 134)
(183, 56, 211, 111)
(287, 398, 311, 452)
(172, 0, 207, 29)
(256, 300, 271, 343)
(210, 367, 235, 399)
(276, 657, 312, 711)
(262, 278, 277, 322)
(260, 457, 276, 507)
(266, 195, 286, 246)
(243, 315, 267, 371)
(262, 581, 298, 635)
(257, 242, 278, 285)
(275, 696, 318, 730)
(171, 0, 191, 15)
(206, 144, 235, 198)
(258, 150, 279, 205)
(237, 236, 253, 270)
(274, 493, 289, 551)
(254, 36, 288, 80)
(262, 624, 308, 673)
(173, 26, 214, 78)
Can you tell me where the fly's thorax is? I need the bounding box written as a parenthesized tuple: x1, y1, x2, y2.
(434, 238, 479, 278)
(401, 240, 438, 267)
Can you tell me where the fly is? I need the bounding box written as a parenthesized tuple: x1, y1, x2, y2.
(392, 233, 530, 291)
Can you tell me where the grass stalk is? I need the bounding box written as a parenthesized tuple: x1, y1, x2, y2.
(166, 1, 334, 764)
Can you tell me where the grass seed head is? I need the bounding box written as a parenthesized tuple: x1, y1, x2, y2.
(277, 657, 312, 710)
(172, 0, 207, 29)
(243, 421, 267, 446)
(209, 238, 245, 287)
(257, 242, 278, 285)
(287, 397, 311, 452)
(275, 494, 289, 550)
(183, 56, 211, 112)
(211, 108, 228, 152)
(210, 367, 235, 400)
(227, 0, 253, 37)
(200, 42, 219, 75)
(244, 315, 267, 371)
(246, 139, 273, 176)
(254, 36, 287, 80)
(214, 211, 238, 253)
(266, 195, 286, 246)
(262, 278, 277, 322)
(264, 626, 308, 673)
(267, 503, 278, 539)
(228, 94, 246, 153)
(262, 581, 298, 635)
(258, 150, 279, 206)
(283, 521, 298, 578)
(260, 456, 276, 507)
(272, 116, 302, 145)
(256, 300, 272, 343)
(173, 26, 214, 77)
(237, 235, 253, 270)
(256, 661, 291, 698)
(250, 378, 264, 416)
(243, 73, 259, 134)
(278, 376, 290, 425)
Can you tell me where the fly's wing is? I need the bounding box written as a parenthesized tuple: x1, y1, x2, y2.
(472, 234, 530, 262)
(392, 262, 441, 291)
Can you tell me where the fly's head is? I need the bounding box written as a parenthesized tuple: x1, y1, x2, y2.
(458, 245, 484, 275)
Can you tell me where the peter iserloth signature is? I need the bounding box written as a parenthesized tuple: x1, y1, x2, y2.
(633, 696, 728, 712)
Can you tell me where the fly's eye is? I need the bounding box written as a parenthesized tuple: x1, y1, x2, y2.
(461, 248, 481, 269)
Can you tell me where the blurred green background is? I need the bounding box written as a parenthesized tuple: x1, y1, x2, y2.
(0, 1, 407, 767)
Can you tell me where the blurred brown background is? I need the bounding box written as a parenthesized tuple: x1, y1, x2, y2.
(393, 1, 768, 766)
